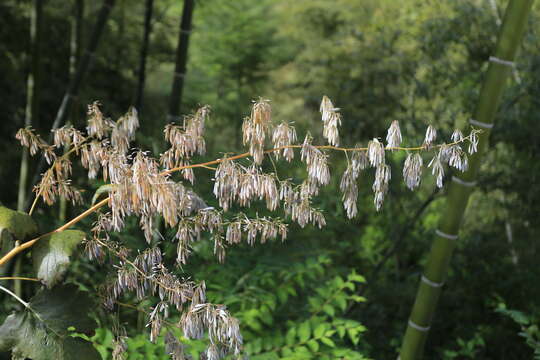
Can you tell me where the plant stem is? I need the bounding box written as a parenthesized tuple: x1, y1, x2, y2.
(0, 277, 39, 282)
(167, 0, 195, 122)
(0, 285, 29, 308)
(134, 0, 154, 111)
(2, 132, 475, 268)
(399, 1, 534, 358)
(26, 0, 116, 211)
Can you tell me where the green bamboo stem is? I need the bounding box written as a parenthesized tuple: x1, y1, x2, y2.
(13, 0, 43, 297)
(399, 1, 534, 359)
(17, 0, 43, 213)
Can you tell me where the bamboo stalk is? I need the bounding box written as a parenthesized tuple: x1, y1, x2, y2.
(13, 0, 43, 297)
(59, 0, 84, 223)
(134, 0, 154, 111)
(399, 1, 534, 359)
(26, 0, 115, 210)
(17, 0, 43, 213)
(167, 0, 195, 122)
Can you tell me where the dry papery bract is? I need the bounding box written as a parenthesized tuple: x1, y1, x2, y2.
(16, 97, 480, 359)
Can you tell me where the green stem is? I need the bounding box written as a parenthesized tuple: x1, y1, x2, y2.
(399, 1, 534, 359)
(14, 0, 43, 298)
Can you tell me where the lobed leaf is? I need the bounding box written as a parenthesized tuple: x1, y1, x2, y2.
(0, 284, 99, 359)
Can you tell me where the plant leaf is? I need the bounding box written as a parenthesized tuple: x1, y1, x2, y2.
(0, 284, 100, 359)
(32, 230, 86, 288)
(307, 339, 319, 352)
(0, 206, 38, 275)
(298, 321, 311, 343)
(0, 206, 38, 240)
(91, 184, 115, 205)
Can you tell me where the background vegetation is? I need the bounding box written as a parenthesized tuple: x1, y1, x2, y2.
(1, 0, 539, 358)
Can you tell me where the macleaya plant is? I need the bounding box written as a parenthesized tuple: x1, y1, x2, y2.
(0, 95, 479, 359)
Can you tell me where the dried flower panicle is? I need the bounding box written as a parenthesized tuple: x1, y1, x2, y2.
(213, 158, 241, 211)
(372, 164, 391, 211)
(403, 153, 423, 190)
(180, 303, 243, 357)
(386, 120, 402, 149)
(367, 138, 385, 167)
(16, 126, 49, 156)
(301, 134, 330, 186)
(148, 301, 169, 343)
(272, 121, 297, 161)
(423, 125, 437, 148)
(451, 129, 464, 143)
(351, 147, 369, 173)
(18, 98, 482, 360)
(33, 163, 82, 206)
(165, 331, 186, 360)
(445, 144, 469, 172)
(53, 125, 85, 149)
(225, 214, 287, 246)
(428, 150, 445, 188)
(340, 162, 359, 219)
(320, 95, 342, 146)
(468, 129, 479, 154)
(112, 326, 128, 360)
(87, 101, 114, 139)
(161, 107, 208, 170)
(242, 98, 272, 164)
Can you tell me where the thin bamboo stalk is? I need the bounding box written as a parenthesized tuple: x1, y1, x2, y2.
(134, 0, 154, 111)
(399, 1, 535, 359)
(167, 0, 195, 122)
(59, 0, 84, 224)
(26, 0, 115, 210)
(14, 0, 43, 297)
(17, 0, 43, 212)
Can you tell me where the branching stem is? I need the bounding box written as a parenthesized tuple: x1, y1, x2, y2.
(0, 276, 40, 282)
(1, 132, 477, 268)
(0, 284, 30, 308)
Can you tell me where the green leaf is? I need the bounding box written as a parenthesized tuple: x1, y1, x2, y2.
(295, 345, 311, 355)
(0, 284, 99, 359)
(307, 339, 319, 352)
(0, 207, 38, 274)
(277, 287, 288, 304)
(347, 328, 361, 345)
(350, 295, 366, 303)
(347, 272, 366, 283)
(91, 184, 115, 205)
(323, 304, 335, 317)
(259, 305, 274, 326)
(337, 325, 346, 338)
(298, 321, 311, 343)
(252, 337, 263, 354)
(0, 206, 38, 240)
(308, 296, 322, 309)
(314, 323, 327, 338)
(320, 337, 336, 348)
(281, 347, 293, 357)
(335, 295, 347, 312)
(285, 327, 297, 346)
(32, 230, 86, 288)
